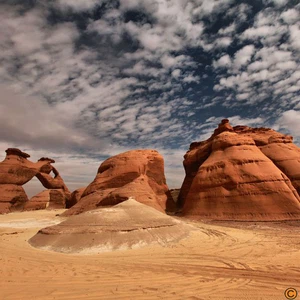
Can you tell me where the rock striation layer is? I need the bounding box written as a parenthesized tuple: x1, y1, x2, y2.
(179, 120, 300, 221)
(29, 198, 193, 254)
(0, 148, 70, 213)
(64, 150, 174, 216)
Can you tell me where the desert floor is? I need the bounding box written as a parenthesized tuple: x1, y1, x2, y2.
(0, 210, 299, 300)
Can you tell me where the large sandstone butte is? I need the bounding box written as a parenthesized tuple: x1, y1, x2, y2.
(64, 149, 174, 216)
(179, 119, 300, 221)
(0, 148, 70, 213)
(29, 198, 193, 254)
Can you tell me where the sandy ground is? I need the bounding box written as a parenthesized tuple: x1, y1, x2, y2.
(0, 210, 300, 300)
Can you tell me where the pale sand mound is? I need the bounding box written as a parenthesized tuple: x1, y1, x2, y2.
(29, 198, 193, 254)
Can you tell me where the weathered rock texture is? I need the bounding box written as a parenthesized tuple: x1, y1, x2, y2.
(64, 150, 174, 216)
(24, 189, 70, 211)
(179, 120, 300, 221)
(0, 185, 28, 214)
(0, 148, 70, 213)
(66, 187, 86, 208)
(29, 198, 193, 254)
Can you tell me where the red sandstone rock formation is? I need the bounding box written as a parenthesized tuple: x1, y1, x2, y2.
(64, 150, 174, 216)
(24, 189, 69, 211)
(0, 149, 49, 186)
(0, 148, 70, 213)
(0, 184, 28, 214)
(66, 187, 86, 208)
(24, 161, 71, 211)
(179, 120, 300, 221)
(36, 162, 69, 192)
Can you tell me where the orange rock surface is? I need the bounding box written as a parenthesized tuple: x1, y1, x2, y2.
(66, 187, 86, 208)
(64, 150, 173, 215)
(179, 120, 300, 221)
(0, 184, 28, 214)
(24, 189, 69, 211)
(0, 148, 70, 213)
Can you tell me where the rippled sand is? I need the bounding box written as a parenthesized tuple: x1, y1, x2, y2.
(0, 210, 299, 300)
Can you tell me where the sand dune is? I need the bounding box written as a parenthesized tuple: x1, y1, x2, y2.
(1, 210, 300, 300)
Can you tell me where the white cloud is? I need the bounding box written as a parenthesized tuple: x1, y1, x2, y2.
(192, 0, 234, 18)
(215, 37, 232, 48)
(277, 110, 300, 138)
(182, 74, 200, 83)
(214, 4, 299, 109)
(265, 0, 289, 7)
(244, 26, 274, 38)
(218, 23, 236, 35)
(275, 60, 298, 70)
(56, 0, 101, 11)
(0, 86, 107, 151)
(281, 9, 299, 24)
(289, 24, 300, 51)
(172, 69, 181, 78)
(233, 45, 255, 69)
(226, 3, 252, 22)
(213, 54, 232, 68)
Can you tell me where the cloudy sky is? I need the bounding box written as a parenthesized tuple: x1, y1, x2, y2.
(0, 0, 299, 197)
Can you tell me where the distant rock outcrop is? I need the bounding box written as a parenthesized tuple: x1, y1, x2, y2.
(179, 120, 300, 221)
(64, 150, 174, 216)
(66, 187, 86, 208)
(0, 148, 70, 213)
(24, 189, 70, 211)
(29, 198, 193, 254)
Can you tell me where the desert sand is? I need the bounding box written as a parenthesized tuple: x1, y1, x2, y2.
(1, 210, 300, 300)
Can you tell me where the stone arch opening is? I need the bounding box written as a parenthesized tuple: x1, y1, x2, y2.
(23, 176, 46, 199)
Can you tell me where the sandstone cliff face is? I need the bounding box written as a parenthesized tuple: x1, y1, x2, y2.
(0, 148, 70, 213)
(180, 120, 300, 221)
(0, 184, 28, 214)
(64, 150, 174, 216)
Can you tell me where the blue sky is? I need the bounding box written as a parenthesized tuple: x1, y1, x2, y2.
(0, 0, 299, 196)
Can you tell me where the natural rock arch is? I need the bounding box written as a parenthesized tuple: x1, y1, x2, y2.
(0, 148, 70, 213)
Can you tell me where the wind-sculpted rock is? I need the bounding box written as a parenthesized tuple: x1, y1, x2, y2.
(64, 150, 174, 216)
(66, 187, 86, 208)
(179, 120, 300, 221)
(0, 149, 48, 186)
(24, 162, 71, 211)
(0, 148, 70, 213)
(0, 184, 28, 214)
(24, 189, 69, 211)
